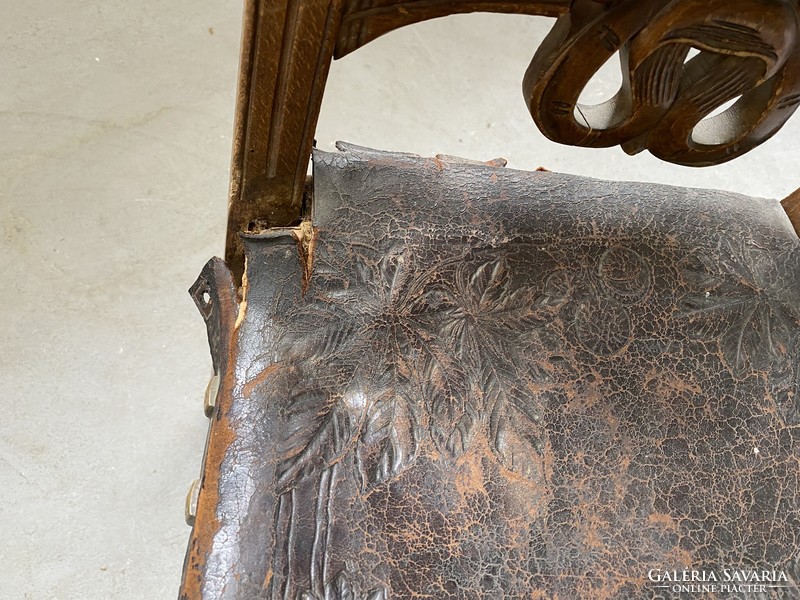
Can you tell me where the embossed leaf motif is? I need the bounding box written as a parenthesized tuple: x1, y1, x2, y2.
(276, 256, 392, 362)
(490, 397, 544, 480)
(277, 247, 558, 486)
(300, 570, 387, 600)
(428, 258, 549, 476)
(679, 241, 800, 376)
(276, 380, 354, 491)
(537, 270, 570, 308)
(418, 342, 472, 456)
(277, 246, 433, 489)
(357, 382, 421, 486)
(481, 342, 548, 475)
(773, 347, 800, 426)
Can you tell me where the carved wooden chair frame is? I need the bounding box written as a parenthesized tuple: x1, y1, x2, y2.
(180, 2, 800, 598)
(225, 0, 800, 287)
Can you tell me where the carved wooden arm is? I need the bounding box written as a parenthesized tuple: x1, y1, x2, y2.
(226, 0, 800, 284)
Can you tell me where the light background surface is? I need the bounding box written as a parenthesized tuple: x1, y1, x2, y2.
(3, 3, 799, 598)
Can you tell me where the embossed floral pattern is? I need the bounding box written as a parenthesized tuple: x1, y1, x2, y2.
(274, 246, 431, 489)
(274, 245, 559, 487)
(252, 233, 800, 600)
(414, 257, 554, 478)
(678, 239, 800, 377)
(268, 235, 800, 495)
(551, 245, 653, 356)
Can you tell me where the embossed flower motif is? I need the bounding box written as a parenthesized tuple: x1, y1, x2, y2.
(544, 245, 653, 357)
(279, 245, 426, 365)
(273, 245, 435, 489)
(274, 245, 558, 487)
(678, 239, 800, 377)
(416, 256, 555, 480)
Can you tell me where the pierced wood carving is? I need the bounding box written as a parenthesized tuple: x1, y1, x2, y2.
(525, 0, 800, 167)
(226, 0, 800, 284)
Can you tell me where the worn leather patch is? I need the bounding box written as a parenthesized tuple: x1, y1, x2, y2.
(181, 144, 800, 599)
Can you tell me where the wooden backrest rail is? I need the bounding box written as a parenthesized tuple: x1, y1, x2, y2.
(225, 0, 800, 285)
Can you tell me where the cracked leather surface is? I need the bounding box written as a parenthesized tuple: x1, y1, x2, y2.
(180, 143, 800, 599)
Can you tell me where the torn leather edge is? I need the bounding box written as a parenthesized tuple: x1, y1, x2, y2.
(180, 258, 240, 600)
(240, 221, 317, 294)
(180, 230, 308, 599)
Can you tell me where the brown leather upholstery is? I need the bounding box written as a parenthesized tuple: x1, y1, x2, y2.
(181, 145, 800, 599)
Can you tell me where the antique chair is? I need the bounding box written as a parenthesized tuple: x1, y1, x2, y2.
(179, 1, 800, 598)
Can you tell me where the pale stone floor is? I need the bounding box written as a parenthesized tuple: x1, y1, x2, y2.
(4, 3, 800, 598)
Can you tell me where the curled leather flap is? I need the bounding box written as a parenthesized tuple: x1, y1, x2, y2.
(189, 257, 239, 376)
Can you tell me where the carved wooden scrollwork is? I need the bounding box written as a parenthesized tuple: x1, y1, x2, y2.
(335, 0, 800, 167)
(225, 0, 800, 284)
(524, 0, 800, 166)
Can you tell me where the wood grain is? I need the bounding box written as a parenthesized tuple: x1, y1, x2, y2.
(225, 0, 800, 283)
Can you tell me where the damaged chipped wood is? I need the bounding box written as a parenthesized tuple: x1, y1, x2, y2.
(225, 0, 345, 287)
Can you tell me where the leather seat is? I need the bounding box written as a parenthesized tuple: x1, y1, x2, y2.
(183, 144, 800, 599)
